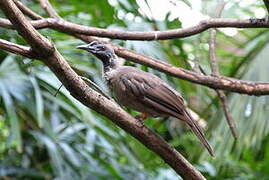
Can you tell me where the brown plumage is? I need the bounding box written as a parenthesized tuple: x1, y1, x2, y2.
(77, 41, 214, 156)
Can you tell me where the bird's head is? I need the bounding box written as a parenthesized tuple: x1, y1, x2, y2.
(76, 41, 115, 64)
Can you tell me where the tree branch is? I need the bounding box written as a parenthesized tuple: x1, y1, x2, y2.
(1, 17, 269, 95)
(1, 17, 269, 40)
(209, 28, 220, 74)
(209, 1, 238, 139)
(0, 0, 206, 179)
(216, 90, 237, 137)
(13, 0, 43, 20)
(36, 17, 269, 40)
(0, 39, 37, 58)
(39, 0, 60, 18)
(0, 2, 52, 57)
(0, 18, 50, 29)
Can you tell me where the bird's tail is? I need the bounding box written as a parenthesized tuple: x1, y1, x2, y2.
(183, 111, 215, 157)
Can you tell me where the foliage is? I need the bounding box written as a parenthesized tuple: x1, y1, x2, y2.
(0, 0, 269, 179)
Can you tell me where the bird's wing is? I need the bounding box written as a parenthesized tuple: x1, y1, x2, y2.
(120, 71, 186, 118)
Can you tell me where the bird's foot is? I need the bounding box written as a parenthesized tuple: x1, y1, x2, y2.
(136, 113, 148, 120)
(135, 113, 148, 127)
(135, 115, 144, 127)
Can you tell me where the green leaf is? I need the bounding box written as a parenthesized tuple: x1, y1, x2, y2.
(59, 142, 81, 167)
(30, 77, 44, 127)
(0, 85, 22, 152)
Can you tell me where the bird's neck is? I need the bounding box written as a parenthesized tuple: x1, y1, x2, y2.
(103, 55, 119, 73)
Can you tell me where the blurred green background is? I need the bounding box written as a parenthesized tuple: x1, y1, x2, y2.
(0, 0, 269, 179)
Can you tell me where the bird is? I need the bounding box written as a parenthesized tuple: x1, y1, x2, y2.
(77, 41, 214, 156)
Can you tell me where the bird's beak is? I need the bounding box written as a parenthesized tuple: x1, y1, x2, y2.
(76, 45, 97, 53)
(76, 44, 90, 50)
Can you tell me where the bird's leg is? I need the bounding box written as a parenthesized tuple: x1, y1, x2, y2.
(135, 112, 148, 120)
(135, 113, 148, 127)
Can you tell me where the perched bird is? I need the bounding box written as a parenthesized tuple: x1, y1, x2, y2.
(77, 41, 214, 156)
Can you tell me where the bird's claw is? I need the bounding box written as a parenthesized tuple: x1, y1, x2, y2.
(135, 115, 145, 127)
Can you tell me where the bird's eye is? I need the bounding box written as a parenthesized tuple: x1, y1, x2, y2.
(98, 46, 105, 51)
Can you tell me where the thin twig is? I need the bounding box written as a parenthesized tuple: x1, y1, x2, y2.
(1, 16, 269, 40)
(209, 0, 226, 74)
(0, 38, 37, 58)
(39, 0, 60, 18)
(13, 0, 43, 20)
(49, 17, 269, 40)
(216, 91, 238, 138)
(209, 28, 220, 75)
(209, 0, 238, 139)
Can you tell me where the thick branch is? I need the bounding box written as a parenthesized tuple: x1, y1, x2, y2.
(0, 0, 205, 179)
